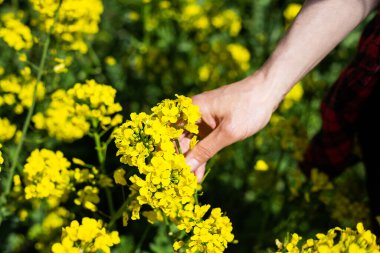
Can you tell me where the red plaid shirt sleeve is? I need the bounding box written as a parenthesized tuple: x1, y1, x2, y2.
(301, 10, 380, 178)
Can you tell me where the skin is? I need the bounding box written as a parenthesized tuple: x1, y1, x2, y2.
(183, 0, 380, 182)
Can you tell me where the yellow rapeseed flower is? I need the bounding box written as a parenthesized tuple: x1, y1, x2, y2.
(283, 3, 302, 22)
(212, 9, 242, 36)
(226, 43, 251, 71)
(30, 0, 103, 53)
(33, 80, 122, 142)
(51, 217, 120, 253)
(23, 149, 71, 200)
(0, 118, 17, 142)
(276, 223, 380, 253)
(0, 12, 33, 51)
(254, 159, 269, 171)
(105, 56, 116, 66)
(0, 143, 4, 172)
(186, 208, 234, 253)
(42, 207, 72, 234)
(74, 186, 100, 212)
(281, 82, 304, 111)
(114, 95, 235, 252)
(114, 168, 127, 186)
(0, 70, 45, 114)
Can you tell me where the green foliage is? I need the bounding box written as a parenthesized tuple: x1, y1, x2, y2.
(0, 0, 375, 252)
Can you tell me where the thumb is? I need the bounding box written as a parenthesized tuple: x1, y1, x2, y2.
(186, 124, 232, 172)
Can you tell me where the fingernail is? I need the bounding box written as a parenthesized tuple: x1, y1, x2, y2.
(186, 158, 200, 171)
(195, 164, 206, 183)
(196, 172, 203, 183)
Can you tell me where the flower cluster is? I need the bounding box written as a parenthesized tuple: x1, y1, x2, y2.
(180, 1, 241, 37)
(266, 115, 308, 161)
(0, 12, 33, 51)
(23, 149, 72, 201)
(175, 206, 235, 253)
(51, 217, 120, 253)
(0, 117, 17, 142)
(180, 2, 210, 31)
(275, 223, 379, 253)
(281, 82, 304, 111)
(30, 0, 103, 53)
(114, 95, 199, 168)
(0, 67, 45, 114)
(33, 80, 123, 142)
(128, 153, 198, 220)
(0, 143, 4, 172)
(283, 3, 302, 23)
(114, 95, 234, 252)
(227, 43, 251, 71)
(125, 0, 250, 87)
(211, 9, 242, 37)
(25, 207, 75, 252)
(41, 207, 72, 235)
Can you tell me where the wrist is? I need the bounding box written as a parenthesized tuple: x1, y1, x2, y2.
(245, 69, 288, 113)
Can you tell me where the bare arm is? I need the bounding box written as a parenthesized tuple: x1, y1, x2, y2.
(186, 0, 380, 180)
(261, 0, 379, 104)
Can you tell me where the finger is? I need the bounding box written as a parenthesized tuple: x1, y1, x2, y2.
(194, 163, 206, 182)
(178, 135, 191, 154)
(186, 123, 233, 171)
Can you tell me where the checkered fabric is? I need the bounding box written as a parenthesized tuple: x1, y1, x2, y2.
(301, 10, 380, 178)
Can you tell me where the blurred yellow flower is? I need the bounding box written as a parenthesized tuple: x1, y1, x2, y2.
(0, 118, 17, 142)
(0, 143, 4, 172)
(227, 43, 251, 71)
(0, 69, 45, 114)
(281, 82, 304, 110)
(18, 53, 27, 62)
(198, 64, 211, 81)
(105, 56, 116, 66)
(254, 159, 269, 171)
(74, 186, 100, 212)
(113, 168, 127, 186)
(53, 57, 71, 74)
(212, 9, 242, 36)
(283, 3, 302, 22)
(0, 12, 33, 51)
(33, 80, 122, 142)
(30, 0, 103, 53)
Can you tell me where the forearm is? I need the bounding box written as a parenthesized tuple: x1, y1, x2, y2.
(254, 0, 379, 106)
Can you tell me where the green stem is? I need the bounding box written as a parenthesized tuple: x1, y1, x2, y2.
(108, 198, 130, 229)
(3, 1, 62, 199)
(93, 131, 115, 217)
(175, 139, 182, 154)
(94, 131, 105, 168)
(143, 4, 151, 45)
(22, 59, 40, 72)
(88, 43, 102, 69)
(12, 0, 18, 13)
(134, 225, 151, 253)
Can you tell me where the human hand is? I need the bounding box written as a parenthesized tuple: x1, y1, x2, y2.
(183, 72, 282, 182)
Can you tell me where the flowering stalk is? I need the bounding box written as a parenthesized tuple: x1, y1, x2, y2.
(92, 130, 115, 216)
(12, 0, 18, 13)
(108, 190, 138, 230)
(134, 223, 151, 253)
(2, 0, 63, 200)
(113, 96, 235, 252)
